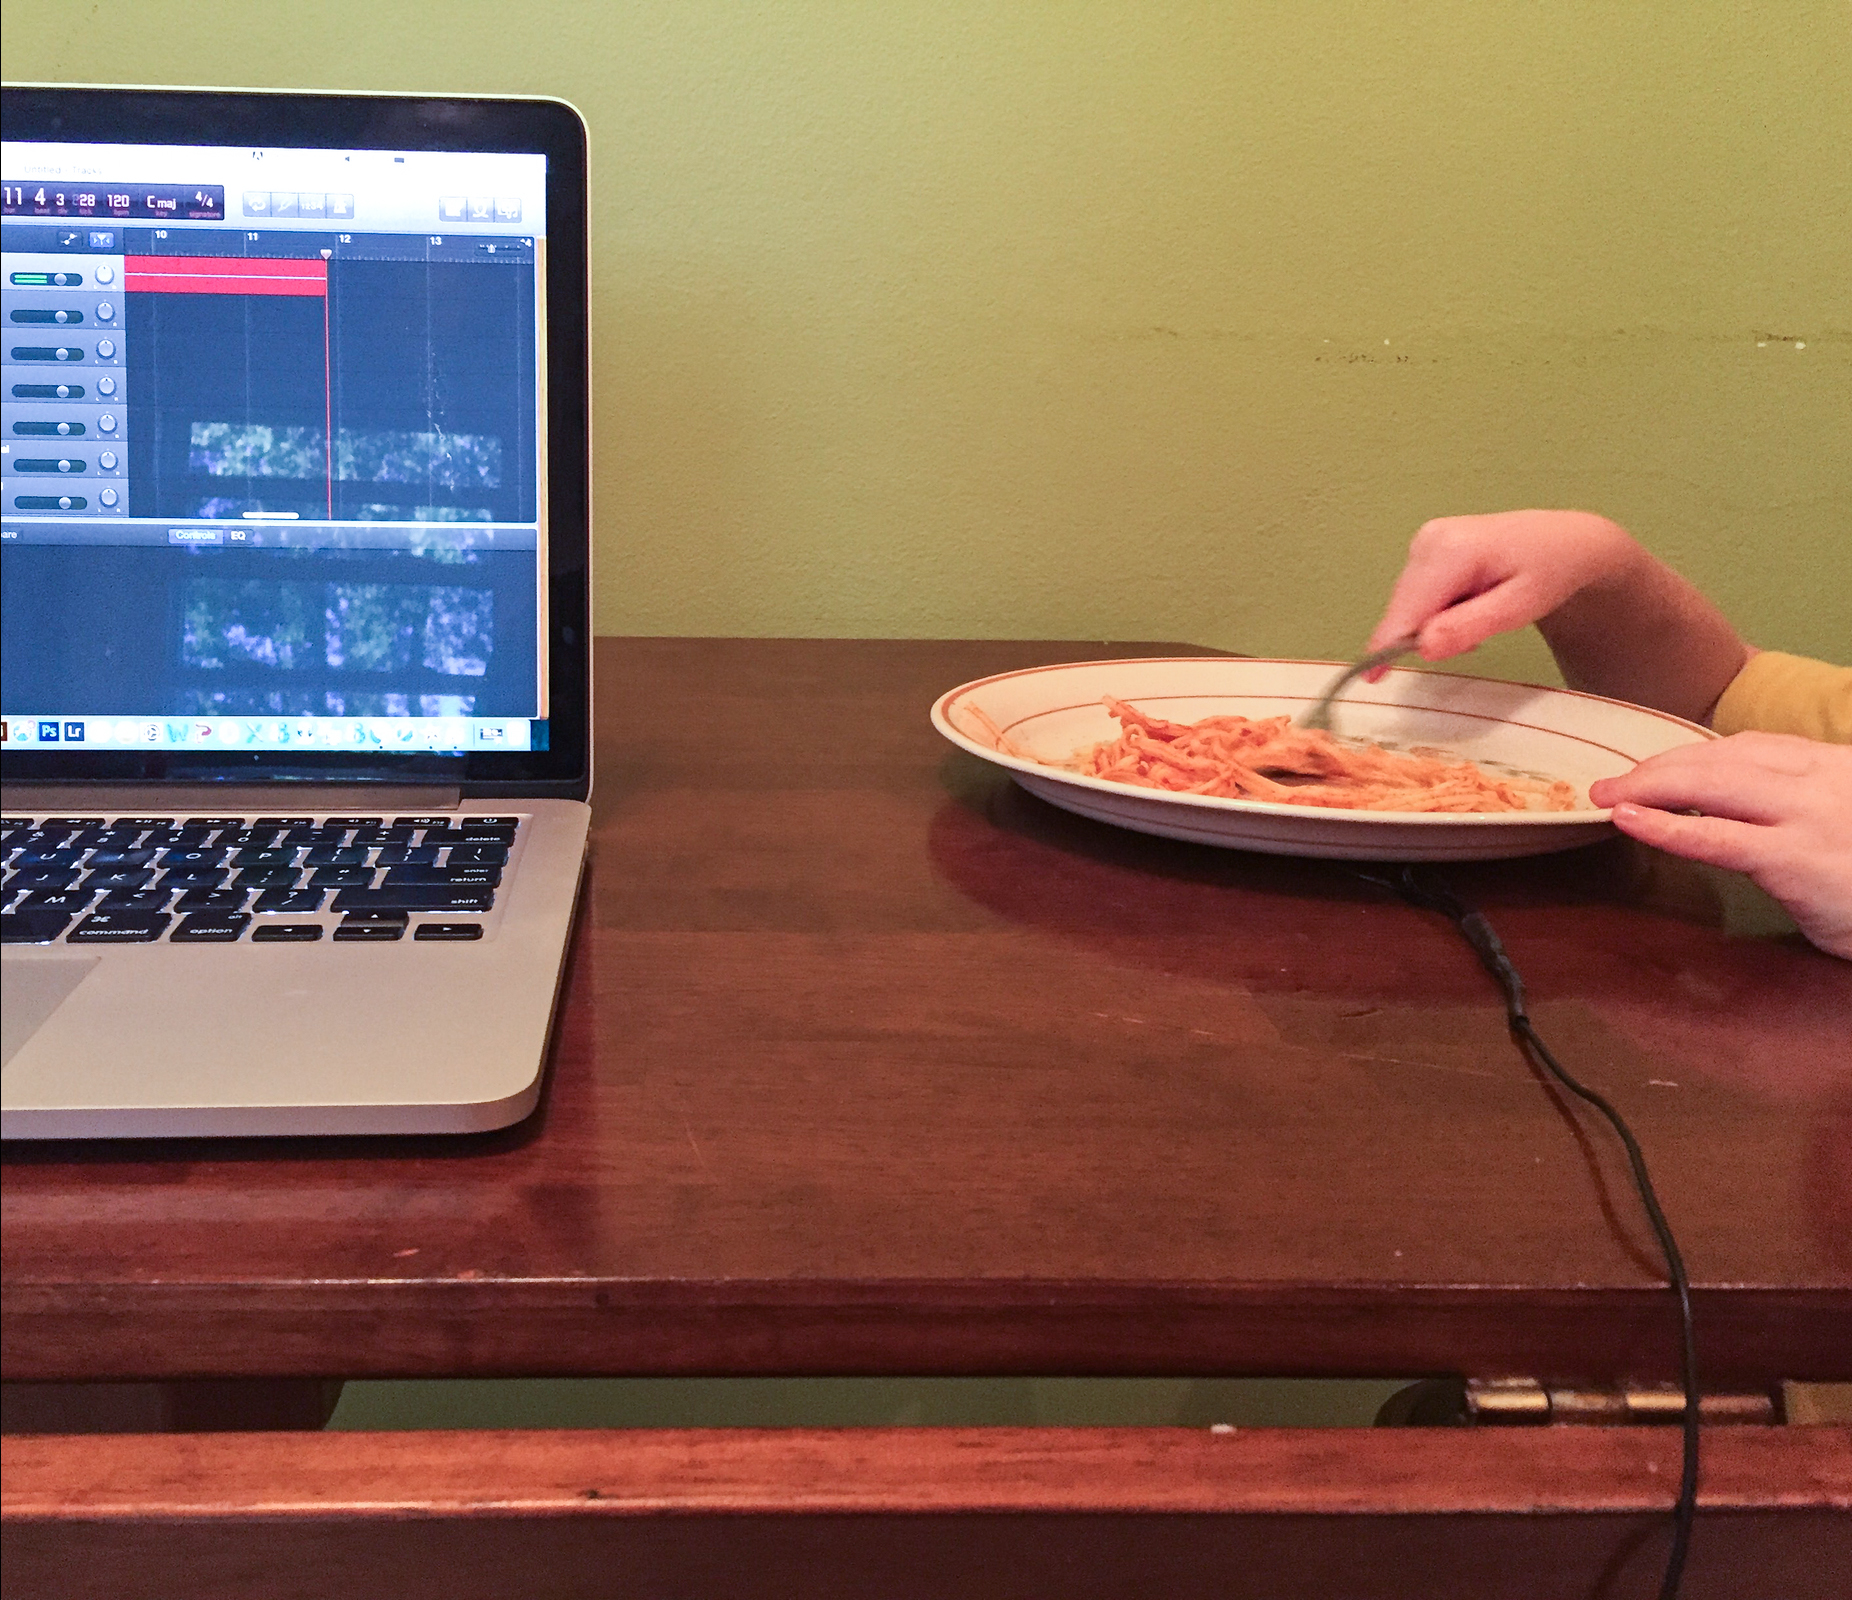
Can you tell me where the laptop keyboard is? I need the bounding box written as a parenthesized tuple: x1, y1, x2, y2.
(0, 815, 521, 945)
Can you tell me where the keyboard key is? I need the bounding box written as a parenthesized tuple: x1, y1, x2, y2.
(158, 868, 229, 890)
(109, 817, 175, 829)
(394, 815, 455, 829)
(158, 848, 230, 869)
(141, 830, 200, 852)
(85, 844, 143, 870)
(83, 868, 155, 891)
(334, 919, 405, 942)
(41, 818, 106, 829)
(321, 816, 382, 828)
(233, 867, 301, 889)
(304, 845, 369, 867)
(444, 842, 509, 866)
(175, 887, 251, 913)
(332, 886, 492, 913)
(217, 827, 274, 847)
(232, 848, 300, 869)
(98, 889, 173, 913)
(184, 817, 244, 828)
(16, 849, 85, 869)
(373, 845, 439, 866)
(463, 816, 522, 829)
(19, 888, 94, 912)
(172, 912, 250, 942)
(384, 864, 501, 886)
(349, 825, 416, 845)
(12, 867, 83, 890)
(1, 910, 72, 944)
(414, 922, 485, 941)
(308, 866, 374, 888)
(341, 907, 408, 924)
(419, 831, 478, 848)
(253, 923, 324, 943)
(87, 848, 160, 868)
(253, 888, 325, 914)
(252, 817, 316, 828)
(69, 911, 170, 943)
(16, 833, 76, 858)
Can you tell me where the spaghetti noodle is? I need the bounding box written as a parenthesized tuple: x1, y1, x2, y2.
(1063, 698, 1577, 813)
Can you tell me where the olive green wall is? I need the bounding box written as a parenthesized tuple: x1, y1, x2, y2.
(8, 2, 1847, 680)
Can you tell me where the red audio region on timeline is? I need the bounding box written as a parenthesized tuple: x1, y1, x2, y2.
(120, 254, 336, 513)
(122, 256, 327, 297)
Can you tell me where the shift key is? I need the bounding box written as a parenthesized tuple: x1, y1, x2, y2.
(332, 885, 493, 913)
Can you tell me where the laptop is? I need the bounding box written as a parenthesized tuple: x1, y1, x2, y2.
(0, 86, 592, 1138)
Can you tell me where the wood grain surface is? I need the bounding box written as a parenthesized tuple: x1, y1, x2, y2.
(9, 1423, 1851, 1516)
(5, 1426, 1849, 1600)
(4, 638, 1849, 1383)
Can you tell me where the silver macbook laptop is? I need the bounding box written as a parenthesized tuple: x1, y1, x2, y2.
(0, 87, 593, 1138)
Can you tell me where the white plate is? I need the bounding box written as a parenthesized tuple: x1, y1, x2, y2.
(932, 657, 1714, 861)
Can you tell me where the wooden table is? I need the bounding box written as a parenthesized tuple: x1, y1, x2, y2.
(5, 638, 1850, 1596)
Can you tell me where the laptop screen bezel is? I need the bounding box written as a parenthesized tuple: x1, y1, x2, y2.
(0, 86, 591, 800)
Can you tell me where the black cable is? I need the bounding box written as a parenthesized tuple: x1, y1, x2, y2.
(1359, 865, 1699, 1600)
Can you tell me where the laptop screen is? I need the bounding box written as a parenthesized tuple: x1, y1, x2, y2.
(0, 90, 589, 794)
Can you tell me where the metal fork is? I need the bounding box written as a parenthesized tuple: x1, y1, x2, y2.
(1298, 635, 1420, 732)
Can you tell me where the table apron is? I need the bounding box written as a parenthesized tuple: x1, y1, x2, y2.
(4, 1282, 1847, 1385)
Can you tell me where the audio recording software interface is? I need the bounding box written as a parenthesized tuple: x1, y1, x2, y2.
(1, 140, 550, 754)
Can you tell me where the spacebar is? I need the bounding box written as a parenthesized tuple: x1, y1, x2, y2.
(332, 886, 494, 912)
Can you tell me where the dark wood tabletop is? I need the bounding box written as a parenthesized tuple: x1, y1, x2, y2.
(4, 638, 1848, 1386)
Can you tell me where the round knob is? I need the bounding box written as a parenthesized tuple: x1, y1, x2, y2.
(96, 264, 116, 284)
(96, 338, 117, 358)
(96, 301, 116, 321)
(100, 450, 118, 469)
(100, 487, 120, 507)
(97, 376, 117, 395)
(99, 413, 118, 432)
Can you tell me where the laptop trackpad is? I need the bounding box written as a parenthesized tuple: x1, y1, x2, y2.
(1, 957, 101, 1068)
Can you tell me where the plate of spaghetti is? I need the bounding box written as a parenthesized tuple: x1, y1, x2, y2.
(932, 657, 1713, 860)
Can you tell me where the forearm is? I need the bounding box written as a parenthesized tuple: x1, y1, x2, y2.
(1538, 543, 1752, 725)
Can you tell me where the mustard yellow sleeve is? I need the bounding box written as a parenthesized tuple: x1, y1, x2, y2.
(1710, 651, 1852, 743)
